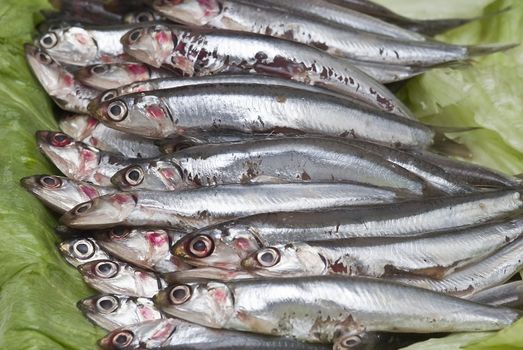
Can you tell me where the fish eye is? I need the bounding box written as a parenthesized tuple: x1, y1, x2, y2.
(95, 295, 119, 313)
(75, 202, 92, 215)
(101, 90, 117, 102)
(40, 32, 58, 49)
(91, 65, 108, 75)
(110, 227, 131, 239)
(72, 239, 95, 259)
(94, 261, 119, 278)
(128, 29, 143, 43)
(169, 284, 191, 305)
(39, 175, 62, 188)
(256, 248, 280, 267)
(111, 330, 134, 348)
(124, 166, 144, 186)
(188, 235, 214, 258)
(49, 132, 72, 147)
(107, 101, 128, 121)
(341, 335, 362, 348)
(37, 52, 52, 65)
(136, 11, 154, 22)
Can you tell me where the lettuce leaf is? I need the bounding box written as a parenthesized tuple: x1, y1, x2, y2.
(0, 0, 521, 350)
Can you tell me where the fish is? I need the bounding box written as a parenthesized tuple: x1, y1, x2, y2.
(59, 115, 163, 158)
(24, 44, 98, 113)
(170, 189, 523, 269)
(99, 318, 332, 350)
(48, 0, 124, 25)
(110, 137, 428, 195)
(393, 236, 523, 298)
(35, 130, 144, 186)
(94, 227, 190, 273)
(121, 24, 415, 117)
(59, 237, 111, 267)
(88, 83, 434, 147)
(240, 218, 523, 280)
(59, 182, 411, 230)
(469, 281, 523, 309)
(154, 276, 521, 345)
(77, 294, 163, 331)
(75, 63, 172, 90)
(20, 175, 116, 213)
(151, 1, 515, 67)
(78, 259, 166, 298)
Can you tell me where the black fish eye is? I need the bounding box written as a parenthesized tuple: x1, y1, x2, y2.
(256, 248, 280, 267)
(96, 295, 119, 313)
(169, 285, 191, 304)
(112, 331, 134, 348)
(107, 101, 128, 122)
(188, 235, 214, 258)
(341, 335, 362, 348)
(136, 12, 154, 22)
(110, 227, 130, 239)
(39, 175, 62, 188)
(124, 166, 144, 186)
(40, 32, 58, 49)
(37, 52, 52, 64)
(95, 261, 118, 278)
(75, 202, 92, 214)
(101, 90, 117, 102)
(129, 29, 142, 42)
(73, 239, 95, 259)
(91, 65, 108, 74)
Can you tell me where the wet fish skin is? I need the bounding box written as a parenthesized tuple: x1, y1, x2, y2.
(99, 318, 331, 350)
(155, 276, 520, 343)
(20, 175, 116, 213)
(59, 183, 410, 230)
(59, 114, 163, 158)
(241, 218, 523, 280)
(25, 44, 98, 113)
(89, 83, 433, 146)
(121, 24, 415, 118)
(170, 189, 523, 269)
(110, 137, 427, 195)
(78, 258, 166, 298)
(469, 281, 523, 309)
(59, 237, 111, 267)
(94, 227, 191, 273)
(77, 294, 162, 331)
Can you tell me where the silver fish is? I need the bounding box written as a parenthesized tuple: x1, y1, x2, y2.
(121, 24, 414, 117)
(89, 84, 433, 146)
(151, 0, 514, 67)
(170, 189, 523, 269)
(75, 62, 171, 90)
(20, 175, 116, 213)
(123, 9, 165, 24)
(60, 183, 410, 230)
(155, 276, 520, 344)
(59, 237, 111, 267)
(94, 227, 190, 273)
(59, 115, 163, 158)
(77, 294, 163, 331)
(110, 137, 427, 195)
(393, 236, 523, 298)
(241, 218, 523, 280)
(99, 318, 331, 350)
(25, 44, 98, 113)
(469, 281, 523, 309)
(78, 259, 166, 298)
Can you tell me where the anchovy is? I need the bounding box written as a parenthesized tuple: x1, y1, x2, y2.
(48, 0, 124, 25)
(99, 318, 331, 350)
(89, 84, 434, 146)
(77, 294, 163, 331)
(155, 276, 521, 344)
(94, 227, 190, 273)
(121, 24, 415, 117)
(241, 218, 523, 280)
(151, 1, 514, 67)
(59, 183, 410, 230)
(59, 237, 111, 267)
(110, 137, 427, 195)
(170, 189, 523, 269)
(469, 281, 523, 309)
(78, 259, 166, 297)
(75, 63, 171, 90)
(59, 115, 163, 158)
(393, 237, 523, 298)
(25, 44, 98, 113)
(20, 175, 116, 213)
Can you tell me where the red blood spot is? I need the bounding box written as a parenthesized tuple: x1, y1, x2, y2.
(146, 105, 166, 119)
(127, 64, 148, 76)
(112, 193, 132, 205)
(80, 185, 99, 199)
(63, 74, 74, 87)
(75, 33, 88, 45)
(100, 54, 112, 63)
(211, 288, 227, 303)
(87, 117, 99, 129)
(90, 137, 98, 146)
(155, 31, 170, 44)
(138, 305, 157, 320)
(234, 237, 253, 251)
(160, 168, 176, 179)
(151, 323, 176, 340)
(146, 232, 167, 247)
(81, 149, 96, 162)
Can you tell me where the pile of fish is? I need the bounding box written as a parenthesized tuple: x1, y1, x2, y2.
(21, 0, 523, 349)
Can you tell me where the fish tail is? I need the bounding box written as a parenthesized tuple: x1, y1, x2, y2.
(467, 43, 519, 58)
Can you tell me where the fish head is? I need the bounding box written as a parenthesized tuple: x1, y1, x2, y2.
(155, 281, 234, 328)
(58, 237, 110, 267)
(241, 243, 325, 277)
(111, 161, 185, 191)
(121, 24, 175, 68)
(99, 319, 180, 350)
(78, 294, 162, 331)
(78, 259, 130, 294)
(38, 26, 98, 66)
(123, 9, 164, 24)
(171, 225, 263, 270)
(36, 131, 101, 181)
(89, 93, 173, 138)
(59, 114, 99, 141)
(153, 0, 221, 26)
(76, 63, 152, 90)
(60, 193, 137, 229)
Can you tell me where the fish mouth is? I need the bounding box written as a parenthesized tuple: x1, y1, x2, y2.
(24, 43, 38, 56)
(76, 298, 94, 314)
(20, 176, 36, 190)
